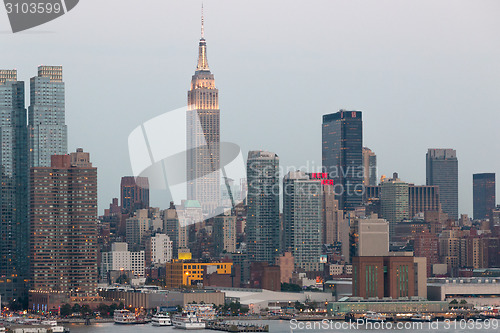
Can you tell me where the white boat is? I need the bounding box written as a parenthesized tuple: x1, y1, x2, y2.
(41, 320, 66, 332)
(114, 309, 139, 324)
(172, 311, 205, 330)
(411, 313, 432, 322)
(364, 311, 386, 322)
(51, 326, 66, 333)
(152, 313, 172, 326)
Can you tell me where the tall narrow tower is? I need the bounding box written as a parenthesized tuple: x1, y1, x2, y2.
(186, 9, 220, 214)
(29, 66, 67, 167)
(246, 151, 280, 265)
(0, 69, 28, 303)
(322, 110, 363, 210)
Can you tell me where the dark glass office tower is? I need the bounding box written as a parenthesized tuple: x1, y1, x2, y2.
(322, 110, 363, 210)
(0, 70, 29, 303)
(246, 151, 280, 264)
(473, 173, 495, 220)
(426, 149, 458, 220)
(120, 176, 150, 215)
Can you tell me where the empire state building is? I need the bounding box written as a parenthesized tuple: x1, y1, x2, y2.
(186, 13, 220, 214)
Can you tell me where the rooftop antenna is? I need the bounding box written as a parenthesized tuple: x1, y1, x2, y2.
(201, 3, 205, 39)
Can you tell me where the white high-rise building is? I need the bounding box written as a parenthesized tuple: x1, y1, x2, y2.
(283, 171, 323, 271)
(147, 233, 173, 265)
(101, 242, 145, 278)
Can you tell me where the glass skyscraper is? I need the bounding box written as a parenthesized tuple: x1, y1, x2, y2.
(0, 69, 29, 303)
(426, 149, 458, 220)
(246, 150, 280, 264)
(28, 66, 67, 168)
(322, 110, 363, 210)
(473, 173, 495, 220)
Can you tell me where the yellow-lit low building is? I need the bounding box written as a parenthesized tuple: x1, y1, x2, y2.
(165, 260, 233, 288)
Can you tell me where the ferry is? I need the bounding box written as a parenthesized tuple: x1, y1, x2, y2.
(411, 313, 432, 322)
(364, 311, 386, 322)
(152, 313, 172, 326)
(172, 311, 205, 330)
(114, 309, 147, 324)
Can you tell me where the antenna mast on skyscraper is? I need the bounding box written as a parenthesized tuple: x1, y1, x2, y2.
(201, 3, 205, 39)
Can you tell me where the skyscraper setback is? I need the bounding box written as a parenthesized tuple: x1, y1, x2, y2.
(28, 66, 67, 167)
(426, 149, 458, 220)
(322, 110, 363, 210)
(0, 69, 29, 302)
(186, 14, 220, 214)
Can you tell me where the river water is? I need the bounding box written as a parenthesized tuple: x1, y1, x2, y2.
(66, 318, 499, 332)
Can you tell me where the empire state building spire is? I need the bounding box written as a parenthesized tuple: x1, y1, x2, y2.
(187, 5, 220, 214)
(196, 5, 209, 71)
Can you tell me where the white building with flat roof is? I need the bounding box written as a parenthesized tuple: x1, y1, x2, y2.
(102, 242, 145, 278)
(147, 233, 173, 265)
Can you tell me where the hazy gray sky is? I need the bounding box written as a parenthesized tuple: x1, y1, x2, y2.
(2, 0, 499, 215)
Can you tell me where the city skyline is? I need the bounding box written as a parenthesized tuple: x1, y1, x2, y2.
(1, 1, 500, 317)
(1, 0, 499, 216)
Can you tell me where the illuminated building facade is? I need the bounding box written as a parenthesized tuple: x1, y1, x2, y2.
(186, 14, 220, 214)
(165, 260, 232, 288)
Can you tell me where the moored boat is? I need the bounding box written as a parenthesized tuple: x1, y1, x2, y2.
(114, 309, 148, 324)
(364, 311, 386, 322)
(41, 320, 67, 332)
(152, 312, 172, 326)
(411, 313, 432, 322)
(172, 311, 205, 330)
